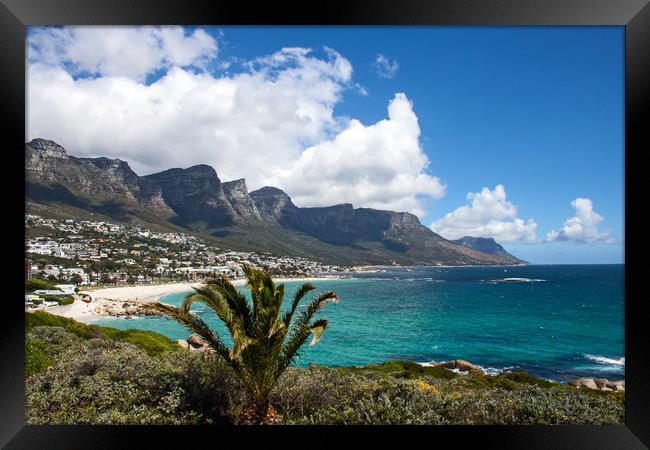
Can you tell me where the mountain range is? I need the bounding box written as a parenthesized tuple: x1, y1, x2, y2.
(25, 139, 524, 266)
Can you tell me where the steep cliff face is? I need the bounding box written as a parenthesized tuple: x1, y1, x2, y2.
(222, 179, 261, 220)
(25, 138, 525, 266)
(25, 139, 175, 219)
(249, 186, 297, 222)
(144, 165, 238, 228)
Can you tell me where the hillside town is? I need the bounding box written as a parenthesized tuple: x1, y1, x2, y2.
(25, 214, 350, 289)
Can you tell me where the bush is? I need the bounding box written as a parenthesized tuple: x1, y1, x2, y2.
(25, 338, 53, 378)
(25, 312, 178, 356)
(26, 311, 96, 339)
(25, 331, 238, 425)
(97, 327, 178, 357)
(271, 365, 623, 425)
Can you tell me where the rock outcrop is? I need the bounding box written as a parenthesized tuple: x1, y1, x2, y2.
(26, 138, 176, 219)
(181, 334, 213, 352)
(222, 179, 262, 220)
(428, 359, 485, 375)
(144, 165, 238, 227)
(451, 236, 524, 264)
(568, 377, 624, 392)
(249, 186, 297, 222)
(91, 299, 164, 317)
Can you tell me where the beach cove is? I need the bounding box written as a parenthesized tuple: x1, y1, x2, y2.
(45, 277, 341, 323)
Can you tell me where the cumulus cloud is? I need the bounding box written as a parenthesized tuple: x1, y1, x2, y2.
(546, 198, 615, 244)
(28, 26, 218, 81)
(271, 93, 446, 217)
(373, 54, 399, 79)
(430, 185, 538, 243)
(27, 46, 349, 184)
(27, 27, 445, 217)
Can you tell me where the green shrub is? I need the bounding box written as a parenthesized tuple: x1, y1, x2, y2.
(97, 327, 178, 357)
(272, 366, 624, 425)
(26, 311, 96, 339)
(25, 338, 53, 378)
(25, 312, 177, 356)
(27, 326, 83, 359)
(25, 330, 238, 425)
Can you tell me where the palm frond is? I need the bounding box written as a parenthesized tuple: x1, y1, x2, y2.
(149, 268, 338, 415)
(184, 288, 252, 358)
(282, 282, 316, 327)
(148, 302, 240, 372)
(205, 276, 254, 334)
(308, 318, 328, 346)
(280, 291, 338, 370)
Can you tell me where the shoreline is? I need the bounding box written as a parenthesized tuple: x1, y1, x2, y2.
(41, 276, 343, 323)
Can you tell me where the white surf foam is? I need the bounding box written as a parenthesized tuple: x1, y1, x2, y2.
(491, 277, 545, 283)
(584, 354, 625, 366)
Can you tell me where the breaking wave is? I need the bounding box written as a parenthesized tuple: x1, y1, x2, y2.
(584, 354, 625, 366)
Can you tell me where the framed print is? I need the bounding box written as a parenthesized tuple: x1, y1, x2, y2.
(1, 0, 649, 448)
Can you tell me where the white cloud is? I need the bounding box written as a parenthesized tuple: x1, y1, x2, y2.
(271, 93, 446, 217)
(28, 26, 218, 81)
(27, 28, 445, 217)
(430, 185, 538, 242)
(27, 46, 348, 185)
(546, 198, 615, 244)
(373, 53, 399, 79)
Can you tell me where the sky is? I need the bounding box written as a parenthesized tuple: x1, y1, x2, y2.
(26, 26, 624, 264)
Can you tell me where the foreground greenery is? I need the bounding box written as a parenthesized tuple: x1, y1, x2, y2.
(25, 313, 624, 425)
(26, 310, 178, 356)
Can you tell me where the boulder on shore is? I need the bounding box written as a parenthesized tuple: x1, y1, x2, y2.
(594, 378, 609, 388)
(568, 378, 598, 390)
(430, 359, 485, 375)
(568, 377, 624, 392)
(177, 339, 190, 350)
(187, 334, 206, 348)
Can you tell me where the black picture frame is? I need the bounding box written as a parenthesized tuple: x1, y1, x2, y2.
(2, 0, 648, 448)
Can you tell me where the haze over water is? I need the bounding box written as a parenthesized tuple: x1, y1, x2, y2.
(97, 264, 624, 382)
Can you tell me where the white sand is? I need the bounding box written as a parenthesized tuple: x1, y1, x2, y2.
(41, 276, 341, 323)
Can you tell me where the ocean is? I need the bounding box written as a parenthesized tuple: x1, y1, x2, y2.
(95, 264, 624, 382)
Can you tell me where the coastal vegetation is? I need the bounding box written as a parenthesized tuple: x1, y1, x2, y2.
(26, 310, 177, 355)
(25, 311, 624, 425)
(149, 265, 339, 424)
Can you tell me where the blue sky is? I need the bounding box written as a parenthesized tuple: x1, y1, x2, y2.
(27, 26, 624, 264)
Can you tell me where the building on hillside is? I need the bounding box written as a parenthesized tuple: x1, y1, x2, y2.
(32, 289, 68, 297)
(54, 284, 76, 295)
(61, 267, 90, 285)
(25, 259, 32, 280)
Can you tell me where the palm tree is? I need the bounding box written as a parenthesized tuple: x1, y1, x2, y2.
(149, 265, 338, 425)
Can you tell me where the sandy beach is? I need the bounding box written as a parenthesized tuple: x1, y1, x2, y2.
(41, 276, 341, 323)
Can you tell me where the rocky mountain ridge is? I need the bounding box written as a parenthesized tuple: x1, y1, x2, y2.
(25, 138, 523, 266)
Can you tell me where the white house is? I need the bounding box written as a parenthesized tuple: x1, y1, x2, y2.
(54, 284, 76, 295)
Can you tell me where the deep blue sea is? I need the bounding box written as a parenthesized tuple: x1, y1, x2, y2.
(95, 265, 624, 382)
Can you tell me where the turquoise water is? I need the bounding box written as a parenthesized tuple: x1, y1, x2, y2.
(95, 265, 624, 382)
